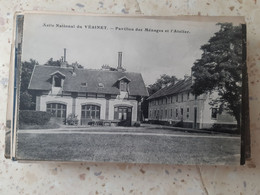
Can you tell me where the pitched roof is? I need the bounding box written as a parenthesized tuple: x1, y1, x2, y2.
(147, 77, 192, 100)
(28, 65, 149, 97)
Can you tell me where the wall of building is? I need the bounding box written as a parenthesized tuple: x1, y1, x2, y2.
(201, 92, 237, 129)
(38, 94, 138, 124)
(148, 91, 237, 129)
(148, 91, 204, 125)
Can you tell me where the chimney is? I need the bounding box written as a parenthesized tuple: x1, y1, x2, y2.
(61, 48, 68, 68)
(64, 48, 67, 62)
(117, 52, 123, 71)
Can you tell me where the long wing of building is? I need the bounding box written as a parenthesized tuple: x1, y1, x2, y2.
(147, 76, 237, 130)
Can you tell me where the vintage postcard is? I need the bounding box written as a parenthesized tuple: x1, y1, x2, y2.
(6, 12, 249, 165)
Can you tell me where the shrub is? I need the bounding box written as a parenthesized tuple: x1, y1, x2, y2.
(174, 121, 184, 127)
(66, 114, 79, 125)
(210, 123, 239, 134)
(133, 122, 141, 127)
(148, 120, 170, 126)
(19, 110, 52, 125)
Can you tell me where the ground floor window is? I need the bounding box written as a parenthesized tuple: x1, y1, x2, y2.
(81, 105, 100, 119)
(181, 108, 183, 116)
(46, 103, 67, 118)
(211, 108, 218, 119)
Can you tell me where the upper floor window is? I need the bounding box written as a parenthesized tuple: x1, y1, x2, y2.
(187, 92, 190, 100)
(187, 107, 190, 119)
(120, 81, 127, 92)
(54, 76, 61, 87)
(98, 83, 104, 88)
(81, 82, 87, 87)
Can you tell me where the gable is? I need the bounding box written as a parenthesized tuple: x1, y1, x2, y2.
(50, 71, 66, 78)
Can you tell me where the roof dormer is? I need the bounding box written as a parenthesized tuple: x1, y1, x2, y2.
(117, 76, 131, 92)
(50, 71, 66, 88)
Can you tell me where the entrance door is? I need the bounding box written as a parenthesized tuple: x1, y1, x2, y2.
(114, 106, 132, 126)
(193, 107, 197, 129)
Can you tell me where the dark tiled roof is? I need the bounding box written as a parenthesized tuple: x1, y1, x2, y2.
(28, 65, 149, 96)
(147, 77, 192, 100)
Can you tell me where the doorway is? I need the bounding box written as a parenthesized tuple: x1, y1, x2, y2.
(114, 106, 132, 126)
(193, 107, 197, 129)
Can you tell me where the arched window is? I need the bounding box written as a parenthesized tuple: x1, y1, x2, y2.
(46, 103, 66, 118)
(81, 105, 100, 119)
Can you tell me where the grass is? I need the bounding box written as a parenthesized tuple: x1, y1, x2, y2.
(16, 129, 241, 165)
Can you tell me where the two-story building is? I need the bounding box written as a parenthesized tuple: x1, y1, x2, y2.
(28, 52, 149, 126)
(147, 76, 237, 129)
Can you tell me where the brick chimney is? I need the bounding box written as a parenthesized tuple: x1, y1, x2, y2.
(64, 48, 66, 62)
(61, 48, 68, 68)
(117, 52, 123, 72)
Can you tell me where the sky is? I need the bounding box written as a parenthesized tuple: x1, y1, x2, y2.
(21, 14, 220, 86)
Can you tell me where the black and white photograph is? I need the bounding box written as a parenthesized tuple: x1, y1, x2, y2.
(13, 13, 246, 165)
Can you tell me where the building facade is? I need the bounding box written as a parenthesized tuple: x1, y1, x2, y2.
(147, 77, 237, 129)
(28, 52, 149, 126)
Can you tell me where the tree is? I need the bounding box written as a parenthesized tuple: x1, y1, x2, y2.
(20, 59, 39, 110)
(191, 23, 244, 127)
(141, 74, 178, 119)
(71, 61, 84, 69)
(20, 91, 33, 110)
(45, 58, 84, 68)
(148, 74, 178, 95)
(44, 58, 61, 67)
(101, 64, 125, 72)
